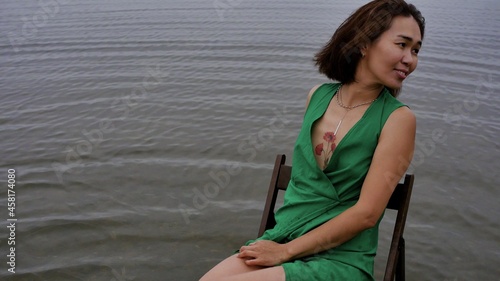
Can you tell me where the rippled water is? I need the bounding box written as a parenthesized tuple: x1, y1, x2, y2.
(1, 0, 499, 280)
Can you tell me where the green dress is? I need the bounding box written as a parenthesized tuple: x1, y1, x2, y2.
(245, 83, 406, 281)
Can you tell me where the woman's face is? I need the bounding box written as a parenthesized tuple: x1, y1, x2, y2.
(361, 16, 422, 89)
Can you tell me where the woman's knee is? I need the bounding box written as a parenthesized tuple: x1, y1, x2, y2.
(199, 254, 260, 281)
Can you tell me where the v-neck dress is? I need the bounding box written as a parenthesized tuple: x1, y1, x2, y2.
(244, 83, 406, 281)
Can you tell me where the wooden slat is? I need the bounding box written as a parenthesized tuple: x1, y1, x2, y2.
(276, 165, 291, 190)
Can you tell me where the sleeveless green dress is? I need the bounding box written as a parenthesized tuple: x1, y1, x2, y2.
(245, 83, 406, 281)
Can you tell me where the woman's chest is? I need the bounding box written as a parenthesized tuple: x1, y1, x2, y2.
(311, 105, 369, 170)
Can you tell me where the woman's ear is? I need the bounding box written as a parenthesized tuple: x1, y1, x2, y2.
(360, 46, 367, 58)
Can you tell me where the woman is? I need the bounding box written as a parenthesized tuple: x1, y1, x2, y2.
(200, 0, 425, 280)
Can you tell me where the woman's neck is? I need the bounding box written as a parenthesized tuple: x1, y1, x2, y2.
(340, 82, 383, 106)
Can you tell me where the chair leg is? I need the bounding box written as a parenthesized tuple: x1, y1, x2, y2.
(395, 237, 405, 281)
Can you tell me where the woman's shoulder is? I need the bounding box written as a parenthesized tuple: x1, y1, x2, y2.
(305, 84, 322, 108)
(382, 95, 416, 135)
(388, 105, 415, 122)
(305, 83, 340, 109)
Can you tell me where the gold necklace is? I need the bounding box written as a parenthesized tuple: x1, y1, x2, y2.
(336, 86, 378, 110)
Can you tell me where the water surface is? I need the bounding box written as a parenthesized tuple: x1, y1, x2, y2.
(1, 0, 499, 280)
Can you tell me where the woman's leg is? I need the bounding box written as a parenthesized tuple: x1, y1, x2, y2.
(199, 254, 285, 281)
(200, 254, 261, 280)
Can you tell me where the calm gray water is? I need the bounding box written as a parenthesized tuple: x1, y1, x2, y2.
(1, 0, 499, 280)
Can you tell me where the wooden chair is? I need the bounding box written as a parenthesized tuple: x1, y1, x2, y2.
(258, 154, 414, 281)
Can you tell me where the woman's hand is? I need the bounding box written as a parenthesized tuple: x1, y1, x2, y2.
(237, 240, 291, 267)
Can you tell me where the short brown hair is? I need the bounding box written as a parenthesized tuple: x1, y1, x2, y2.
(314, 0, 425, 97)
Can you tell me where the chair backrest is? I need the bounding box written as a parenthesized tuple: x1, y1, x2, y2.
(258, 154, 414, 281)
